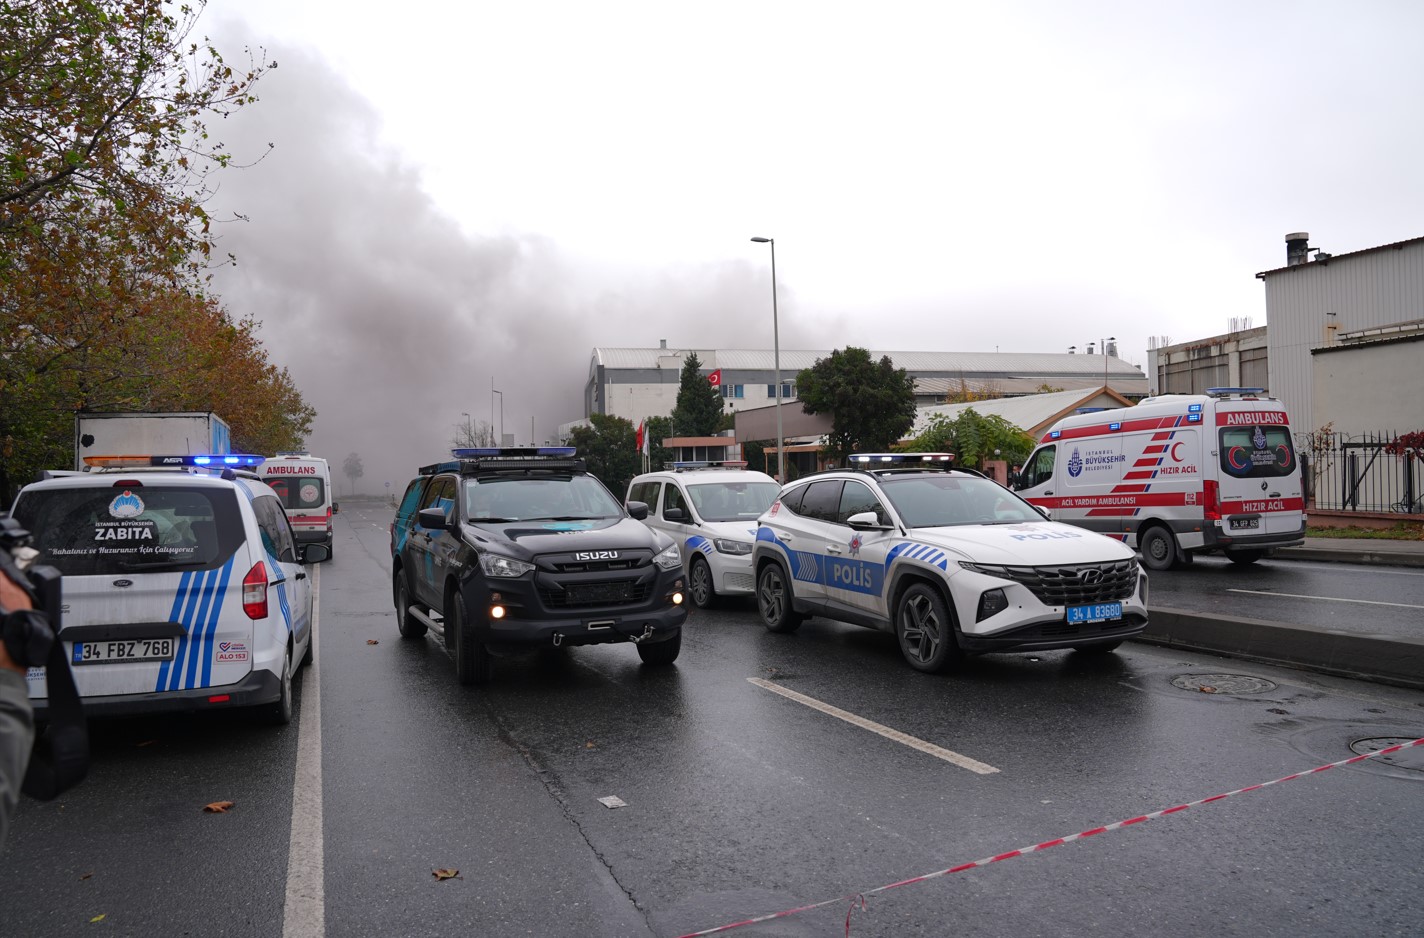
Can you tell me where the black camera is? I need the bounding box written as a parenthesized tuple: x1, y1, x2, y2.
(0, 516, 88, 800)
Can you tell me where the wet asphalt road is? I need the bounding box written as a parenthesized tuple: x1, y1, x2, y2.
(1147, 553, 1424, 639)
(4, 501, 1424, 937)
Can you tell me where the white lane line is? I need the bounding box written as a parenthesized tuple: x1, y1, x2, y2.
(284, 564, 325, 938)
(1227, 588, 1424, 610)
(746, 678, 999, 775)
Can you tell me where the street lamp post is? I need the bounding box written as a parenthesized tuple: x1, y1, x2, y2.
(491, 379, 504, 446)
(751, 236, 783, 481)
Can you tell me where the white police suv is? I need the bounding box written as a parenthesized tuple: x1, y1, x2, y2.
(8, 454, 327, 724)
(627, 461, 781, 608)
(752, 454, 1148, 672)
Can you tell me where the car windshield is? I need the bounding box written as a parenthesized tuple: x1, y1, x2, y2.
(878, 475, 1044, 528)
(686, 480, 781, 522)
(10, 484, 245, 575)
(462, 474, 624, 522)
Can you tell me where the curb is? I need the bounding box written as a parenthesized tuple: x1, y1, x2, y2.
(1136, 606, 1424, 691)
(1276, 546, 1424, 567)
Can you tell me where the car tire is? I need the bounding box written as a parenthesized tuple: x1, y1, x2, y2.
(452, 592, 491, 686)
(637, 631, 681, 666)
(895, 582, 962, 673)
(688, 556, 716, 609)
(324, 538, 333, 562)
(395, 571, 427, 639)
(300, 627, 315, 668)
(757, 563, 804, 633)
(1072, 640, 1124, 654)
(1227, 549, 1265, 566)
(265, 646, 294, 725)
(1138, 526, 1179, 572)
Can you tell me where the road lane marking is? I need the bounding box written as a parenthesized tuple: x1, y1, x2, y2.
(746, 678, 999, 775)
(284, 564, 324, 938)
(1227, 588, 1424, 609)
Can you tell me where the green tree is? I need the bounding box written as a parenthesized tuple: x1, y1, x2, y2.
(568, 413, 640, 499)
(796, 347, 916, 463)
(672, 352, 723, 437)
(343, 452, 364, 495)
(903, 409, 1035, 470)
(643, 414, 674, 471)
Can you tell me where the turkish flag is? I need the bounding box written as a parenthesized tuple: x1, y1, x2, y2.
(636, 420, 645, 452)
(707, 369, 722, 387)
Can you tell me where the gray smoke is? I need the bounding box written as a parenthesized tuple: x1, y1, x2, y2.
(207, 40, 811, 493)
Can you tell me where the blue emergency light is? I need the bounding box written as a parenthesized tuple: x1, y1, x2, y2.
(849, 453, 953, 465)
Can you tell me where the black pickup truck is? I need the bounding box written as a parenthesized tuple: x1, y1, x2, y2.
(389, 448, 688, 684)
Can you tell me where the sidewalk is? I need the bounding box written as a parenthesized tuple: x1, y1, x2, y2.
(1276, 537, 1424, 568)
(1137, 536, 1424, 690)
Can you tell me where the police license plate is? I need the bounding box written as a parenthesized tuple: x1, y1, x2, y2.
(1229, 517, 1261, 530)
(72, 638, 177, 665)
(1066, 603, 1122, 624)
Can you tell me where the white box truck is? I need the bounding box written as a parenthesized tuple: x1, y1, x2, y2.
(74, 412, 232, 470)
(1013, 388, 1306, 570)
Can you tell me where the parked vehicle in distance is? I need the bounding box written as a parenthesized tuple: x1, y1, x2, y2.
(390, 448, 687, 685)
(259, 452, 337, 559)
(753, 453, 1148, 673)
(627, 460, 781, 608)
(8, 453, 325, 724)
(1014, 388, 1305, 570)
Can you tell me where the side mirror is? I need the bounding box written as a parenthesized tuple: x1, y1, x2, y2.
(663, 507, 689, 523)
(626, 500, 649, 521)
(846, 511, 892, 530)
(301, 543, 330, 564)
(417, 507, 451, 530)
(1034, 504, 1052, 520)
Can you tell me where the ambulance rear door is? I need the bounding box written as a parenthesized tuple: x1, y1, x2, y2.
(1213, 404, 1303, 537)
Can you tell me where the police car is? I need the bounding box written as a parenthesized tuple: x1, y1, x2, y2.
(752, 454, 1148, 672)
(627, 461, 781, 608)
(8, 454, 327, 724)
(390, 448, 687, 685)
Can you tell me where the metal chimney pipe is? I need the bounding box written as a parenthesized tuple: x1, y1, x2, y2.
(1285, 232, 1310, 267)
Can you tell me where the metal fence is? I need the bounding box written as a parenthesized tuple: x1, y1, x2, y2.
(1302, 432, 1423, 515)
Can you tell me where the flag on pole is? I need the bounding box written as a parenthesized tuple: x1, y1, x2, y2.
(707, 369, 722, 387)
(636, 420, 645, 453)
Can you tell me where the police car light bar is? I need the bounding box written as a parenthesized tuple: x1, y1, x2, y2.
(849, 453, 954, 465)
(451, 447, 578, 458)
(83, 454, 265, 469)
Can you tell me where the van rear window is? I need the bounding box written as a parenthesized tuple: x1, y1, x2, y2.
(1219, 426, 1297, 478)
(266, 476, 327, 510)
(11, 486, 244, 575)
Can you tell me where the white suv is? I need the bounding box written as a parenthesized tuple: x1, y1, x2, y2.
(752, 454, 1148, 672)
(8, 455, 326, 724)
(627, 462, 781, 608)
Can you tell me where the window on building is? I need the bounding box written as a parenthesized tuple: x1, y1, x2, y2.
(766, 383, 795, 399)
(721, 384, 745, 399)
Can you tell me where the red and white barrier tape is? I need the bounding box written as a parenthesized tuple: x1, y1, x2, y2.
(676, 736, 1424, 938)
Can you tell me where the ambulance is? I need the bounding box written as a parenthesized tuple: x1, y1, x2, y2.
(1013, 388, 1305, 570)
(259, 452, 336, 559)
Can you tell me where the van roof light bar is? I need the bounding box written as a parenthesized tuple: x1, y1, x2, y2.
(82, 454, 265, 469)
(1206, 387, 1268, 398)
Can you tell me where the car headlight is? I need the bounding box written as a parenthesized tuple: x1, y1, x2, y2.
(654, 544, 683, 570)
(713, 538, 752, 555)
(958, 561, 1011, 578)
(480, 553, 535, 578)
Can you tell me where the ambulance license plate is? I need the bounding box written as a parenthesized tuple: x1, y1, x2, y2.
(72, 638, 177, 665)
(1229, 517, 1260, 530)
(1067, 603, 1122, 624)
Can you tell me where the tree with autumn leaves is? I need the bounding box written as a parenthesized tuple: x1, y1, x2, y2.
(0, 0, 312, 499)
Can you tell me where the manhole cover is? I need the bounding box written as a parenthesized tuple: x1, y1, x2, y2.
(1349, 737, 1424, 772)
(1171, 673, 1278, 695)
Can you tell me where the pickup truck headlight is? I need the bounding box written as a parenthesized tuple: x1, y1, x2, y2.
(480, 553, 535, 578)
(713, 538, 752, 555)
(653, 544, 683, 571)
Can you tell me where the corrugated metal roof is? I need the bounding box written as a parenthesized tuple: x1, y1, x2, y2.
(910, 389, 1131, 437)
(592, 347, 1146, 376)
(914, 375, 1149, 396)
(1256, 234, 1424, 278)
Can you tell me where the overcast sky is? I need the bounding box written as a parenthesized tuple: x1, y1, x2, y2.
(205, 0, 1424, 491)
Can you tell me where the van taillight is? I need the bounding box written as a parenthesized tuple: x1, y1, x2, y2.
(243, 562, 269, 619)
(1202, 480, 1221, 521)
